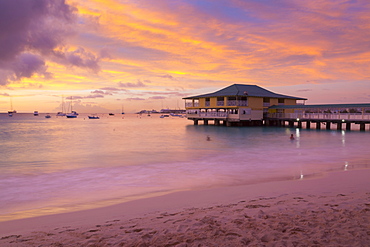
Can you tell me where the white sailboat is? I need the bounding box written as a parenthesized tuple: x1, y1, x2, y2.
(66, 96, 78, 118)
(56, 96, 66, 116)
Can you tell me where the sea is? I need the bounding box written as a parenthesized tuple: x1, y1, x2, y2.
(0, 113, 369, 221)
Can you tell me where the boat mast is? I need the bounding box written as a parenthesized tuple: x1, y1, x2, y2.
(62, 95, 65, 113)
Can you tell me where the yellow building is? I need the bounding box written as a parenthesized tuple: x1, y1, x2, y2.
(183, 84, 306, 126)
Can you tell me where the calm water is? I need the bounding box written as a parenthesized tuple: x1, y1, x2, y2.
(0, 113, 369, 221)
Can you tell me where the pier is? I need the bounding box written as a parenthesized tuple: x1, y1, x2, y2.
(266, 113, 370, 131)
(266, 104, 370, 131)
(187, 103, 370, 131)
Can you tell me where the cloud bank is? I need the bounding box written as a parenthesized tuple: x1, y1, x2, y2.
(0, 0, 100, 85)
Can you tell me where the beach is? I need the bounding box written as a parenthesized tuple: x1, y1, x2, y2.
(1, 169, 369, 246)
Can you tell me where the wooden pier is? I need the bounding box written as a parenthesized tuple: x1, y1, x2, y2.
(187, 111, 370, 131)
(265, 117, 370, 131)
(267, 104, 370, 131)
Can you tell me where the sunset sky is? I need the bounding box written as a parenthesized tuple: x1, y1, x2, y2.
(1, 0, 370, 113)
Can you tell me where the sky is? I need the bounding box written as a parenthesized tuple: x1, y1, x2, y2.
(0, 0, 370, 113)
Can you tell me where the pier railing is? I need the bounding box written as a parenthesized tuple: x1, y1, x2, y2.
(186, 112, 228, 118)
(268, 113, 370, 121)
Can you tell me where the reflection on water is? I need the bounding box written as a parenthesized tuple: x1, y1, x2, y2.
(0, 113, 369, 221)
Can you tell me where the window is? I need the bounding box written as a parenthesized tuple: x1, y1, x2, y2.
(278, 98, 284, 104)
(217, 97, 224, 106)
(205, 98, 210, 107)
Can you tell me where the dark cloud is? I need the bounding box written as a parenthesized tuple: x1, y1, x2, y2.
(296, 89, 313, 92)
(0, 53, 52, 84)
(11, 53, 48, 79)
(91, 90, 105, 94)
(159, 74, 175, 80)
(99, 48, 113, 60)
(66, 96, 83, 100)
(91, 90, 112, 95)
(127, 97, 145, 101)
(100, 87, 122, 91)
(60, 48, 100, 72)
(0, 0, 75, 61)
(85, 94, 104, 99)
(0, 0, 100, 84)
(149, 96, 166, 100)
(118, 80, 146, 88)
(66, 94, 104, 100)
(147, 91, 188, 97)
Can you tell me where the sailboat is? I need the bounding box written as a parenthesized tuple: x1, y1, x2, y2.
(121, 104, 125, 115)
(66, 96, 78, 118)
(56, 96, 66, 116)
(8, 96, 16, 115)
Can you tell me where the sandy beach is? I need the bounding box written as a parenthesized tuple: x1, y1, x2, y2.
(0, 169, 369, 246)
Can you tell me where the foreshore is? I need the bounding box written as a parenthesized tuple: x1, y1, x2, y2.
(1, 169, 369, 246)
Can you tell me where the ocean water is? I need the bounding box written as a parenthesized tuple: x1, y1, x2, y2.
(0, 113, 369, 221)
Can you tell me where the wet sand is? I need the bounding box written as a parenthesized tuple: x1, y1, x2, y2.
(0, 169, 369, 246)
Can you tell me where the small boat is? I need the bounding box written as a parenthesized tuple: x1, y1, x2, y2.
(66, 113, 77, 118)
(34, 111, 39, 116)
(88, 115, 100, 119)
(45, 114, 51, 118)
(8, 97, 16, 114)
(56, 112, 66, 116)
(109, 113, 115, 116)
(160, 114, 170, 118)
(66, 111, 78, 118)
(66, 97, 78, 118)
(56, 96, 66, 116)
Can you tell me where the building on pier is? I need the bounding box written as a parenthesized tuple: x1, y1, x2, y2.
(183, 84, 370, 130)
(183, 84, 306, 126)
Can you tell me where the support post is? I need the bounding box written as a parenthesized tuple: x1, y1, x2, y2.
(297, 121, 302, 128)
(194, 120, 198, 125)
(326, 122, 331, 130)
(306, 121, 311, 129)
(316, 122, 321, 129)
(360, 123, 365, 131)
(337, 122, 342, 130)
(346, 122, 351, 130)
(204, 119, 208, 125)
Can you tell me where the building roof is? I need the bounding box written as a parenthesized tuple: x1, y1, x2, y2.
(183, 84, 307, 100)
(269, 103, 370, 110)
